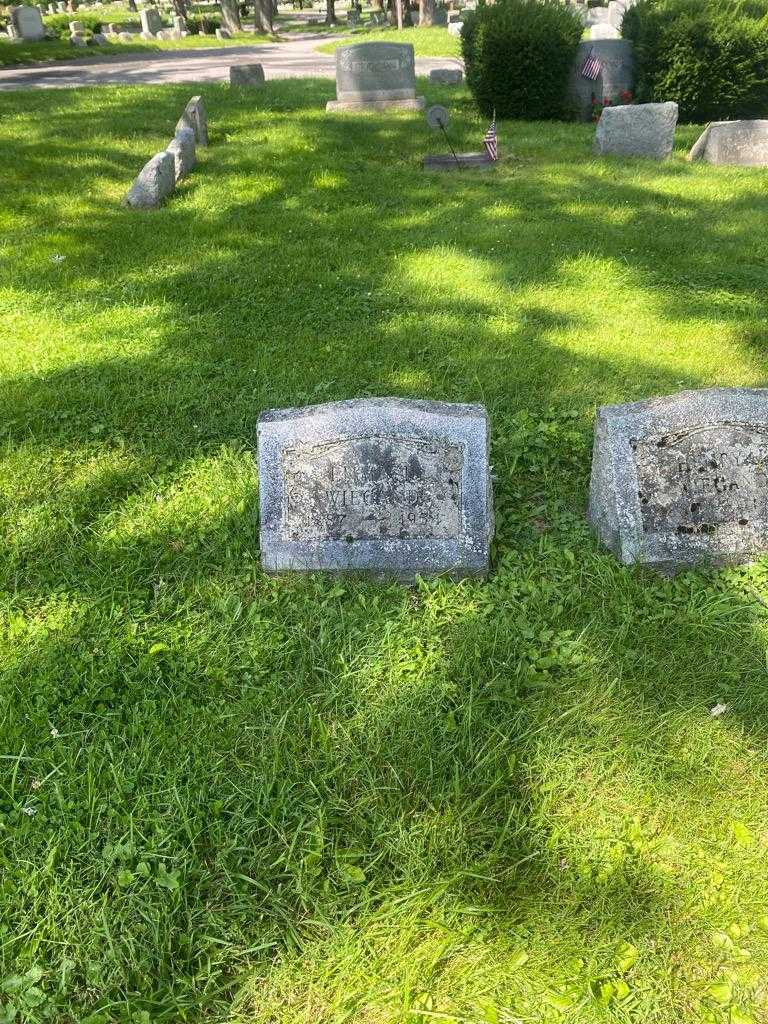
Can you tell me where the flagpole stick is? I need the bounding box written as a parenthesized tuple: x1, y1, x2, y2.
(439, 123, 462, 171)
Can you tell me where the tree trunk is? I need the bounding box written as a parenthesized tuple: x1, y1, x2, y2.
(252, 0, 273, 31)
(395, 0, 403, 28)
(127, 0, 137, 10)
(418, 0, 435, 25)
(171, 0, 187, 18)
(221, 0, 241, 32)
(326, 0, 335, 22)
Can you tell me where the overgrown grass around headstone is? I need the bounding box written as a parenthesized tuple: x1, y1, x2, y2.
(2, 79, 768, 1023)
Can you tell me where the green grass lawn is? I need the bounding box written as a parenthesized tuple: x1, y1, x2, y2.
(317, 24, 461, 55)
(2, 80, 768, 1024)
(0, 31, 278, 68)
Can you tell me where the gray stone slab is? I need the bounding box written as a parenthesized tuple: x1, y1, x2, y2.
(257, 398, 493, 579)
(593, 101, 678, 159)
(124, 150, 175, 208)
(230, 62, 265, 86)
(588, 388, 768, 573)
(687, 119, 768, 167)
(327, 42, 424, 111)
(567, 39, 634, 122)
(176, 94, 208, 146)
(423, 151, 493, 171)
(10, 5, 46, 40)
(166, 125, 195, 180)
(139, 5, 161, 32)
(429, 67, 462, 85)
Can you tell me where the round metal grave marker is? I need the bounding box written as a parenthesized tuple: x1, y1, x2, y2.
(426, 104, 450, 130)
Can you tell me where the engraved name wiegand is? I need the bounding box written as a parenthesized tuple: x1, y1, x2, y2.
(632, 423, 768, 539)
(281, 436, 463, 542)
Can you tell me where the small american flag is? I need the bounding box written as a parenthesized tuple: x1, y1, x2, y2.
(580, 48, 601, 81)
(483, 113, 498, 161)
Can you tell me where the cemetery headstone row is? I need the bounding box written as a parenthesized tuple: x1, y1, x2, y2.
(256, 387, 768, 579)
(124, 95, 207, 209)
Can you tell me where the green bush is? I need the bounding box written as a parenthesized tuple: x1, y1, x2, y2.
(461, 0, 583, 120)
(623, 0, 768, 122)
(43, 11, 107, 33)
(186, 12, 223, 33)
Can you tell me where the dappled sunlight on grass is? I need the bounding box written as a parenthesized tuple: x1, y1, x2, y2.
(2, 79, 768, 1022)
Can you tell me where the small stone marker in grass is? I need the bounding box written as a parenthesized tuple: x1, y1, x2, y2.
(257, 398, 493, 579)
(687, 120, 768, 167)
(593, 102, 678, 159)
(176, 95, 208, 146)
(166, 125, 196, 181)
(429, 68, 463, 85)
(588, 388, 768, 573)
(124, 150, 175, 208)
(230, 63, 265, 86)
(9, 5, 46, 40)
(326, 43, 425, 112)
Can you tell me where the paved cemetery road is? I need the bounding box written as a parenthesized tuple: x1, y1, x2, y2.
(0, 34, 462, 90)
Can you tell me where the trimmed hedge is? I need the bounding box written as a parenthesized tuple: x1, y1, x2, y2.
(623, 0, 768, 122)
(461, 0, 583, 120)
(186, 12, 223, 33)
(43, 12, 110, 32)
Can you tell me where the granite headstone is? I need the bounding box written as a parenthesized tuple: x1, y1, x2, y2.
(429, 67, 462, 85)
(139, 5, 161, 33)
(593, 101, 678, 159)
(176, 95, 208, 146)
(124, 150, 175, 208)
(589, 388, 768, 572)
(567, 39, 634, 122)
(166, 125, 196, 180)
(687, 120, 768, 167)
(257, 398, 493, 579)
(326, 42, 425, 112)
(10, 5, 46, 40)
(230, 62, 265, 86)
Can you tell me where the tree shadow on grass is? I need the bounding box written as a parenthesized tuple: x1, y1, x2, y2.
(2, 78, 768, 1021)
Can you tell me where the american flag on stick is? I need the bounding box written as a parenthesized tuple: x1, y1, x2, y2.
(580, 48, 601, 81)
(483, 112, 498, 161)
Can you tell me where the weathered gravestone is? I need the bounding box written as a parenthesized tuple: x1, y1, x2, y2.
(429, 67, 462, 85)
(230, 63, 265, 86)
(687, 120, 768, 167)
(124, 150, 175, 208)
(139, 5, 161, 33)
(166, 125, 196, 180)
(567, 39, 633, 122)
(257, 398, 493, 579)
(593, 101, 678, 159)
(326, 42, 425, 112)
(176, 95, 208, 146)
(9, 5, 46, 40)
(589, 388, 768, 572)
